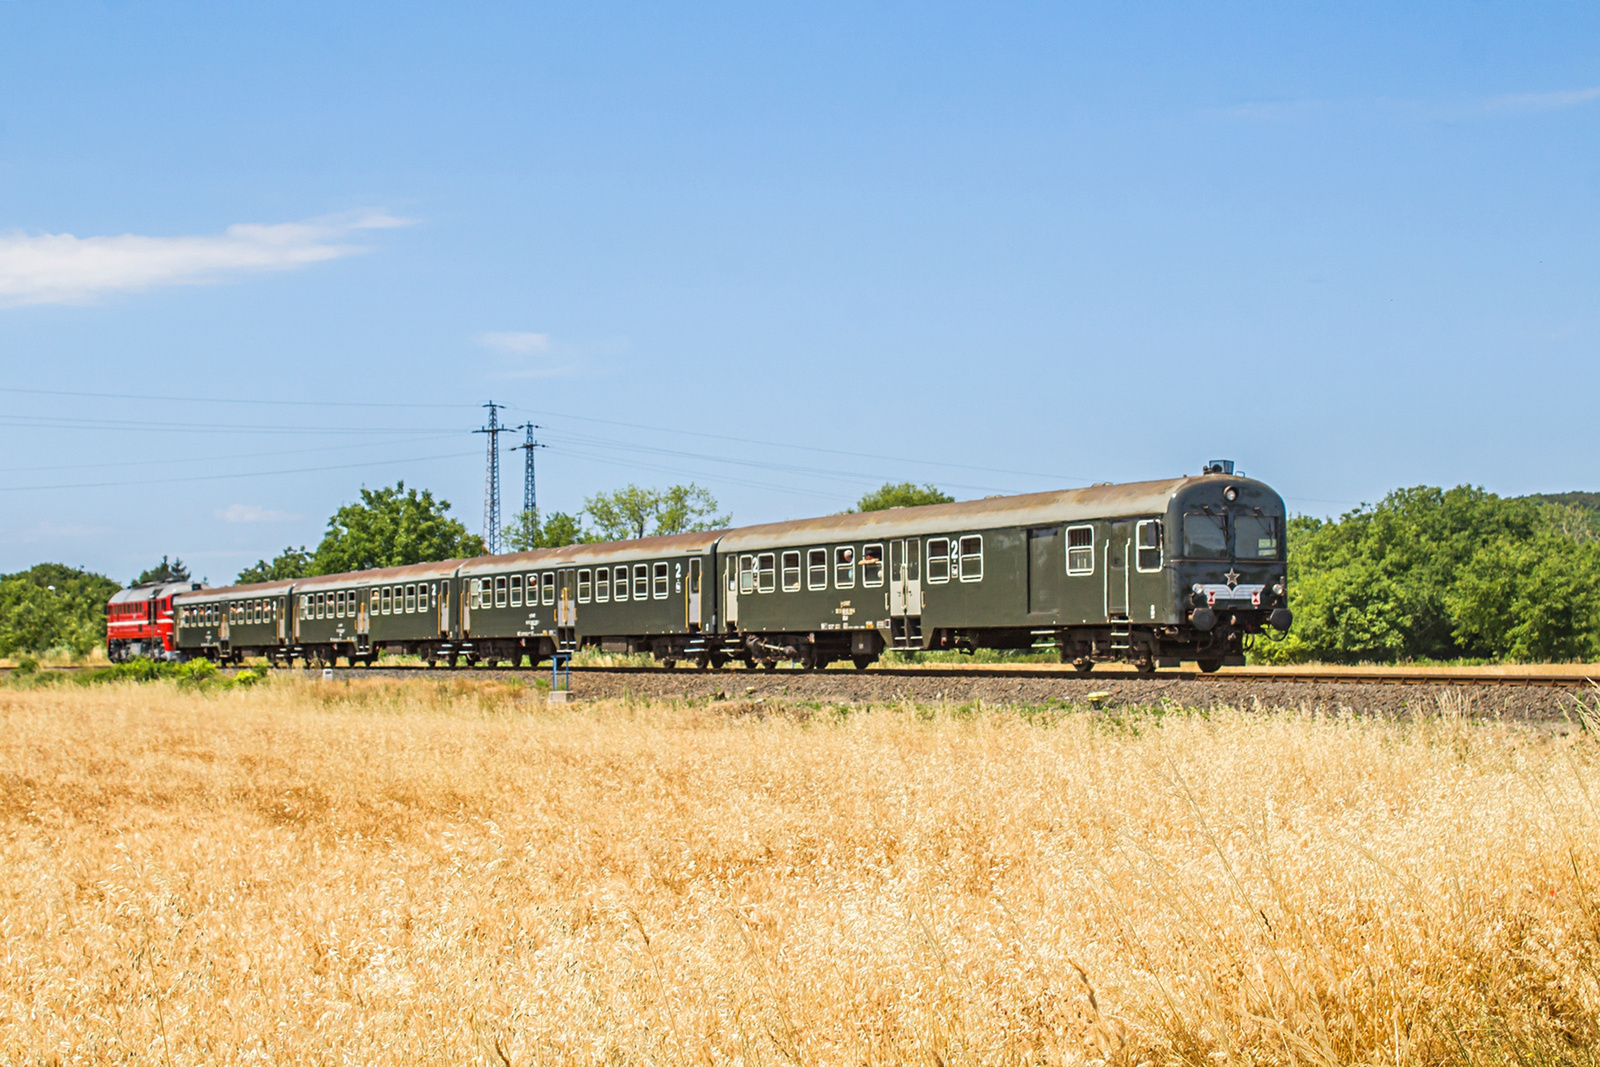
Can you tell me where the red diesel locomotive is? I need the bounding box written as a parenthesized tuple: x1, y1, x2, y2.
(106, 579, 203, 662)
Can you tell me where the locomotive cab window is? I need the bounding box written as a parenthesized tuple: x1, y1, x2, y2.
(861, 544, 884, 587)
(835, 546, 856, 589)
(755, 553, 775, 593)
(1066, 525, 1095, 575)
(926, 538, 950, 583)
(781, 551, 801, 592)
(1234, 514, 1282, 559)
(578, 569, 592, 602)
(653, 562, 669, 599)
(807, 548, 827, 589)
(958, 536, 984, 582)
(1135, 520, 1163, 572)
(1183, 513, 1229, 559)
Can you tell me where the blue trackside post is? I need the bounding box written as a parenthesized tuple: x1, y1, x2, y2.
(551, 651, 572, 694)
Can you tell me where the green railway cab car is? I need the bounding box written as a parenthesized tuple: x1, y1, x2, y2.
(717, 467, 1288, 673)
(457, 532, 721, 667)
(173, 580, 295, 663)
(289, 560, 462, 666)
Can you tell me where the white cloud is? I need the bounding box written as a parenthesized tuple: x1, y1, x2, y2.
(477, 331, 586, 378)
(478, 331, 552, 354)
(217, 504, 302, 524)
(0, 211, 411, 308)
(1484, 87, 1600, 113)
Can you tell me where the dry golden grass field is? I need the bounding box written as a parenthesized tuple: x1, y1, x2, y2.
(2, 678, 1598, 1065)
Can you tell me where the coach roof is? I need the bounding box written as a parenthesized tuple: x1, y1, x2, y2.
(458, 530, 722, 575)
(176, 578, 296, 603)
(292, 559, 465, 592)
(716, 477, 1208, 552)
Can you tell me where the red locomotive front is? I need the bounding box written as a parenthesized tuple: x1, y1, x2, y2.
(107, 580, 201, 662)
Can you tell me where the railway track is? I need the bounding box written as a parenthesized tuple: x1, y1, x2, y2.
(6, 662, 1595, 688)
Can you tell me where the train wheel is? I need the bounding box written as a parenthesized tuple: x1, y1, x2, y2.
(761, 659, 777, 672)
(662, 658, 678, 670)
(852, 655, 875, 671)
(1073, 658, 1094, 675)
(1134, 658, 1156, 675)
(1198, 659, 1222, 674)
(694, 653, 711, 671)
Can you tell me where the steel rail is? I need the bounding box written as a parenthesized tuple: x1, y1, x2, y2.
(4, 663, 1597, 688)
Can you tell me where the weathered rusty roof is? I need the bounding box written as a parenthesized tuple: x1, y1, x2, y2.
(291, 559, 467, 591)
(716, 477, 1207, 551)
(175, 578, 297, 603)
(458, 531, 722, 575)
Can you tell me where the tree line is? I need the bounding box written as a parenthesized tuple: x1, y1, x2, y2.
(18, 477, 1596, 664)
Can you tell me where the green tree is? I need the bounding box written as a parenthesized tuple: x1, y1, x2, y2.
(853, 482, 954, 512)
(134, 556, 190, 585)
(237, 546, 313, 584)
(1269, 485, 1600, 664)
(503, 509, 591, 551)
(0, 563, 120, 657)
(310, 481, 485, 574)
(584, 484, 728, 541)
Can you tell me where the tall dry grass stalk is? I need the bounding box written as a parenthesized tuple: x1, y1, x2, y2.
(1, 679, 1597, 1065)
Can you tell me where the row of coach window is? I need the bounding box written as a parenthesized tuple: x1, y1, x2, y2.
(469, 562, 679, 610)
(296, 584, 438, 621)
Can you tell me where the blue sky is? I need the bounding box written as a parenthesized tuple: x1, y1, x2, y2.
(2, 2, 1598, 583)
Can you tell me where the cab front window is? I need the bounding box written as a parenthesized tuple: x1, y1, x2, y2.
(1182, 513, 1229, 559)
(1234, 515, 1282, 560)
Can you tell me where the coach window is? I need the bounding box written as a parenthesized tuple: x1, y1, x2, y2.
(578, 569, 592, 602)
(596, 567, 610, 602)
(633, 564, 648, 601)
(379, 587, 389, 614)
(862, 544, 884, 587)
(401, 584, 413, 613)
(835, 546, 856, 589)
(1136, 520, 1163, 572)
(1183, 513, 1229, 559)
(319, 593, 328, 619)
(490, 577, 504, 608)
(755, 553, 775, 594)
(510, 574, 523, 607)
(1234, 514, 1282, 560)
(1066, 525, 1095, 575)
(542, 571, 557, 605)
(652, 562, 668, 598)
(958, 536, 984, 582)
(738, 555, 755, 594)
(926, 538, 951, 583)
(806, 548, 827, 590)
(611, 566, 627, 601)
(781, 551, 801, 591)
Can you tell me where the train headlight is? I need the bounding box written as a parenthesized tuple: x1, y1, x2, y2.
(1272, 583, 1284, 596)
(1224, 486, 1239, 502)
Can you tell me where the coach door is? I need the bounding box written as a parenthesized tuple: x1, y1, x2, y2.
(558, 569, 575, 627)
(686, 558, 702, 630)
(724, 555, 739, 627)
(1027, 526, 1063, 618)
(889, 538, 921, 648)
(1106, 520, 1132, 618)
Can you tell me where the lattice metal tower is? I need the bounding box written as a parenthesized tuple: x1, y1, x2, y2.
(475, 402, 507, 555)
(511, 423, 545, 521)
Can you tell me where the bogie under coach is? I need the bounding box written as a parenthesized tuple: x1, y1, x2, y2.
(148, 463, 1291, 673)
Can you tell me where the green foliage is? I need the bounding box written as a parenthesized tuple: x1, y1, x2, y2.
(584, 483, 728, 541)
(237, 546, 313, 584)
(0, 563, 120, 657)
(15, 656, 37, 675)
(503, 509, 592, 551)
(310, 481, 485, 573)
(134, 555, 190, 584)
(1270, 485, 1600, 664)
(853, 482, 954, 512)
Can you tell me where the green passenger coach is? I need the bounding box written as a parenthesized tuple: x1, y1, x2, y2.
(165, 463, 1290, 674)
